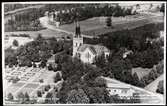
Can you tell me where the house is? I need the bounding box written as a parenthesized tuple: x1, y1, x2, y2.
(102, 76, 164, 103)
(106, 83, 135, 99)
(73, 21, 110, 64)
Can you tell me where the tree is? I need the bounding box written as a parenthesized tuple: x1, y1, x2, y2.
(156, 80, 164, 94)
(156, 61, 164, 75)
(24, 92, 30, 101)
(136, 4, 140, 9)
(83, 68, 101, 86)
(44, 85, 51, 91)
(160, 3, 164, 13)
(39, 79, 44, 83)
(106, 17, 112, 27)
(37, 90, 42, 97)
(94, 53, 106, 68)
(149, 4, 153, 9)
(7, 93, 14, 100)
(17, 92, 25, 103)
(132, 72, 140, 86)
(82, 87, 111, 103)
(12, 77, 20, 83)
(110, 58, 132, 82)
(48, 64, 53, 71)
(13, 39, 19, 47)
(53, 72, 62, 83)
(45, 92, 54, 103)
(36, 33, 44, 42)
(5, 55, 18, 67)
(66, 89, 90, 103)
(94, 77, 107, 87)
(40, 60, 47, 68)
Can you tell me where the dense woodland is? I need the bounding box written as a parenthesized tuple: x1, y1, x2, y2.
(50, 4, 137, 25)
(85, 23, 164, 68)
(5, 4, 136, 31)
(84, 23, 164, 88)
(5, 8, 46, 32)
(5, 34, 72, 68)
(46, 55, 141, 103)
(4, 4, 38, 12)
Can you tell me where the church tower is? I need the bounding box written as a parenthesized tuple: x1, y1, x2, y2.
(73, 21, 83, 57)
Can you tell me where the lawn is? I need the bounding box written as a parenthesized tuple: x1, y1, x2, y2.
(57, 13, 163, 36)
(4, 29, 71, 39)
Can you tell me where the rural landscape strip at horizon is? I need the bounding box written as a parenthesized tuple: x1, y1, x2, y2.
(3, 2, 165, 104)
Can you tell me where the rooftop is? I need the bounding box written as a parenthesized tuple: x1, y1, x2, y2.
(77, 44, 110, 55)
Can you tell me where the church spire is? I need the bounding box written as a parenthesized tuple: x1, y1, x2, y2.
(75, 20, 81, 37)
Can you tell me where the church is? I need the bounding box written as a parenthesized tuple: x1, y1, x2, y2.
(73, 22, 110, 64)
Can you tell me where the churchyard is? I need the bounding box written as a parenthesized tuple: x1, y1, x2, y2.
(4, 66, 62, 100)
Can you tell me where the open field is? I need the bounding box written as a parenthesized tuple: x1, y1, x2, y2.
(56, 13, 163, 36)
(4, 29, 71, 39)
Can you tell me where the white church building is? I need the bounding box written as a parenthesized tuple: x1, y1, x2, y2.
(73, 22, 110, 64)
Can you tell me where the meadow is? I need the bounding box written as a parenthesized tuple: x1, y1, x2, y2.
(57, 13, 163, 36)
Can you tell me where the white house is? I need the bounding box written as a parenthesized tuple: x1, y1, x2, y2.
(73, 22, 110, 64)
(106, 83, 135, 99)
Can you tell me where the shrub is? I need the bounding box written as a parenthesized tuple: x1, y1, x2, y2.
(13, 39, 19, 47)
(156, 80, 164, 94)
(37, 90, 42, 97)
(7, 93, 14, 100)
(53, 72, 62, 83)
(39, 79, 44, 83)
(44, 85, 51, 91)
(12, 77, 20, 83)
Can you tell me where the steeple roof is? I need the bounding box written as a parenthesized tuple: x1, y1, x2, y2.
(75, 20, 81, 37)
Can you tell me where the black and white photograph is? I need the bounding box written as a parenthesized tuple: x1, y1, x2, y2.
(2, 1, 166, 105)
